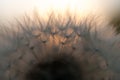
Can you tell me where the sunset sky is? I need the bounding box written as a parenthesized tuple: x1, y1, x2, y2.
(0, 0, 120, 23)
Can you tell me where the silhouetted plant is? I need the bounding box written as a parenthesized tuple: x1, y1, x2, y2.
(0, 10, 120, 80)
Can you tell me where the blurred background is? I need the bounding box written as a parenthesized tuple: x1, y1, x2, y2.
(0, 0, 120, 23)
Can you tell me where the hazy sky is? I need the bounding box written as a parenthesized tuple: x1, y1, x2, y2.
(0, 0, 120, 23)
(0, 0, 37, 23)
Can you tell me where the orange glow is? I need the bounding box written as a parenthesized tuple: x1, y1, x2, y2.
(34, 0, 101, 16)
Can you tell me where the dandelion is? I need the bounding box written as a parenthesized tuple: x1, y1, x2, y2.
(0, 11, 120, 80)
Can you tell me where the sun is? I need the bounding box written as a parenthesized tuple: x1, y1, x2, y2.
(34, 0, 100, 16)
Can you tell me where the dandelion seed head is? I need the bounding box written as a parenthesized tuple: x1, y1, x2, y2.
(0, 11, 120, 80)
